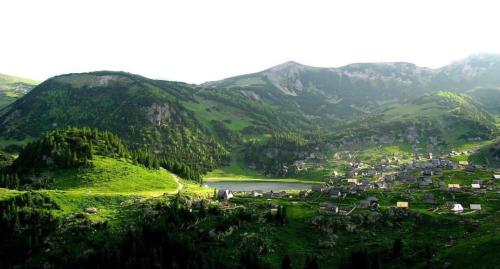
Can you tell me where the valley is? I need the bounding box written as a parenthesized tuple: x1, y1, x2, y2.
(0, 55, 499, 269)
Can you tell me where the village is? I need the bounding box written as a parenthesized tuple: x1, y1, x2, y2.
(211, 149, 500, 219)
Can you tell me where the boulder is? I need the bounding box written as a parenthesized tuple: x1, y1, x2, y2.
(85, 207, 98, 214)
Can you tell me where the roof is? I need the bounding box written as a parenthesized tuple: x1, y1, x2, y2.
(448, 184, 461, 188)
(494, 175, 500, 179)
(347, 178, 359, 184)
(471, 184, 481, 189)
(325, 203, 338, 210)
(470, 204, 481, 210)
(396, 201, 409, 208)
(217, 189, 233, 198)
(458, 161, 469, 165)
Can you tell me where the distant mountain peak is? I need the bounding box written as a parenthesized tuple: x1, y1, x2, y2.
(267, 61, 313, 72)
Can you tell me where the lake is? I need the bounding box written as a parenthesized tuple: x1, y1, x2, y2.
(204, 181, 319, 192)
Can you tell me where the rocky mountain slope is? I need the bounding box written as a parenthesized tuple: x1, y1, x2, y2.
(205, 54, 500, 120)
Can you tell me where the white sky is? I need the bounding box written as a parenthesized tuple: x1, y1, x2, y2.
(1, 0, 500, 84)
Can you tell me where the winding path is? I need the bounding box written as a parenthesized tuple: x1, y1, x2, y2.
(168, 172, 184, 195)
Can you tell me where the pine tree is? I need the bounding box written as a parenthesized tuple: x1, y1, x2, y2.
(392, 238, 403, 257)
(281, 254, 292, 269)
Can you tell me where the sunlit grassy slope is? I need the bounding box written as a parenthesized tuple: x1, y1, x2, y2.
(47, 156, 178, 196)
(0, 73, 39, 85)
(0, 188, 22, 201)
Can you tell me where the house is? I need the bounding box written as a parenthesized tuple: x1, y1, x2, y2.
(324, 203, 339, 215)
(272, 191, 287, 198)
(384, 175, 395, 182)
(419, 178, 433, 188)
(472, 180, 483, 187)
(465, 165, 478, 172)
(360, 180, 374, 189)
(493, 175, 500, 181)
(217, 189, 234, 200)
(422, 169, 433, 176)
(399, 175, 416, 184)
(458, 161, 469, 167)
(470, 204, 482, 210)
(423, 194, 435, 204)
(329, 188, 342, 198)
(451, 203, 464, 212)
(471, 184, 481, 189)
(448, 184, 461, 191)
(376, 182, 389, 190)
(360, 197, 379, 209)
(311, 185, 322, 192)
(192, 200, 210, 209)
(396, 201, 409, 208)
(298, 190, 309, 198)
(319, 202, 338, 214)
(347, 178, 359, 185)
(251, 190, 263, 197)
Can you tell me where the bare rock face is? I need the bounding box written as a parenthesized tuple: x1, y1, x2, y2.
(146, 103, 174, 125)
(264, 61, 310, 96)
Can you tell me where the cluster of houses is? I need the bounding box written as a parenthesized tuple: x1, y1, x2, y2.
(211, 163, 498, 218)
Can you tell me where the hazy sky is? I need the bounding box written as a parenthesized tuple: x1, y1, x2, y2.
(1, 0, 500, 84)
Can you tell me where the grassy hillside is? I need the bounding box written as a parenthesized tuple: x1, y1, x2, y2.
(0, 73, 39, 85)
(466, 87, 500, 116)
(383, 92, 497, 143)
(0, 73, 230, 177)
(333, 91, 499, 147)
(469, 140, 500, 167)
(48, 156, 178, 195)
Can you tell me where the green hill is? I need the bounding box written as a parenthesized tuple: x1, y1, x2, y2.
(469, 140, 500, 167)
(0, 73, 38, 109)
(331, 91, 499, 147)
(47, 156, 178, 195)
(0, 72, 230, 178)
(466, 88, 500, 116)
